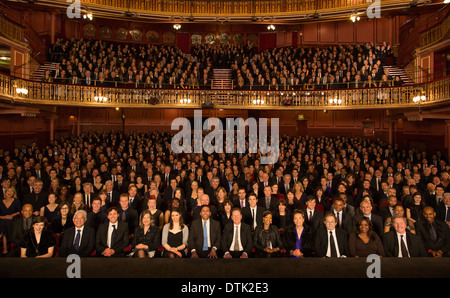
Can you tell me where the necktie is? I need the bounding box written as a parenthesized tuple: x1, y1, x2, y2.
(110, 224, 116, 248)
(429, 222, 437, 242)
(446, 207, 450, 222)
(107, 193, 111, 203)
(329, 231, 338, 257)
(74, 229, 81, 251)
(252, 208, 256, 229)
(86, 194, 90, 207)
(400, 235, 409, 257)
(309, 211, 313, 222)
(234, 225, 240, 251)
(266, 197, 270, 210)
(336, 212, 341, 227)
(240, 200, 244, 209)
(203, 221, 208, 251)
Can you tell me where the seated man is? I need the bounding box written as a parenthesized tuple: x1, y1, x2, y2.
(59, 210, 96, 257)
(188, 205, 222, 258)
(95, 207, 129, 257)
(416, 206, 450, 257)
(221, 208, 253, 258)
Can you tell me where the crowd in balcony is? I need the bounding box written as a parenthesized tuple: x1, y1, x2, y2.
(44, 38, 402, 91)
(0, 131, 449, 258)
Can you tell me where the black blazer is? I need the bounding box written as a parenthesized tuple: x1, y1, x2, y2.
(131, 225, 161, 252)
(416, 220, 450, 256)
(119, 207, 139, 236)
(303, 209, 324, 232)
(283, 224, 315, 257)
(96, 220, 129, 257)
(258, 196, 279, 212)
(314, 227, 349, 257)
(59, 225, 96, 257)
(188, 218, 222, 253)
(242, 205, 264, 231)
(382, 230, 427, 257)
(221, 222, 253, 255)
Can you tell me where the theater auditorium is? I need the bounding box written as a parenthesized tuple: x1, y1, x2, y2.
(0, 0, 449, 283)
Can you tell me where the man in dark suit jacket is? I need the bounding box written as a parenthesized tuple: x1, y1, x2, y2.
(127, 185, 143, 215)
(22, 180, 48, 216)
(118, 193, 139, 239)
(242, 193, 264, 232)
(416, 206, 450, 257)
(96, 207, 129, 257)
(435, 193, 450, 224)
(354, 200, 384, 238)
(6, 204, 34, 257)
(258, 185, 278, 212)
(314, 213, 349, 257)
(188, 205, 222, 258)
(104, 181, 120, 207)
(303, 196, 324, 232)
(113, 174, 129, 194)
(330, 197, 354, 235)
(59, 210, 96, 257)
(382, 215, 427, 257)
(222, 208, 253, 258)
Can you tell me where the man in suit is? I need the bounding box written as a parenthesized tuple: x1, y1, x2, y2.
(59, 210, 96, 257)
(96, 207, 129, 257)
(353, 200, 384, 238)
(416, 206, 450, 257)
(232, 187, 248, 209)
(279, 173, 293, 196)
(379, 195, 399, 224)
(330, 197, 354, 235)
(118, 193, 139, 239)
(104, 180, 120, 207)
(86, 197, 107, 234)
(258, 185, 278, 212)
(22, 180, 48, 216)
(128, 185, 143, 215)
(382, 215, 427, 257)
(189, 205, 222, 258)
(303, 195, 324, 232)
(242, 193, 264, 232)
(222, 208, 253, 258)
(6, 204, 34, 257)
(114, 174, 129, 194)
(314, 212, 349, 258)
(82, 182, 95, 210)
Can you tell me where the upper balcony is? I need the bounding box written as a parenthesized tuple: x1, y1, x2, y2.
(1, 72, 448, 115)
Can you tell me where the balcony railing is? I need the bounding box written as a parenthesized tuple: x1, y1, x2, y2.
(1, 72, 449, 110)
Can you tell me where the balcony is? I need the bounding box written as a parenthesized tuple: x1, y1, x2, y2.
(1, 72, 449, 111)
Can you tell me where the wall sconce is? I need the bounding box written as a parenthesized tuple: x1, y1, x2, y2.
(173, 24, 181, 30)
(180, 98, 191, 104)
(252, 99, 265, 105)
(267, 24, 276, 31)
(83, 11, 93, 20)
(350, 15, 360, 22)
(329, 98, 342, 105)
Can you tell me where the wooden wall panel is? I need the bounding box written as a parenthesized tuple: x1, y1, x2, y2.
(319, 22, 336, 43)
(337, 21, 354, 43)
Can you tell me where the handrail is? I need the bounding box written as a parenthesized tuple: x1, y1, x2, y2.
(1, 72, 448, 110)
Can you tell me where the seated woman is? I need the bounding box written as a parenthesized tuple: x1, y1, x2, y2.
(283, 210, 315, 258)
(348, 216, 385, 258)
(253, 211, 283, 258)
(146, 195, 164, 231)
(40, 193, 59, 224)
(161, 208, 189, 258)
(20, 216, 56, 258)
(128, 209, 161, 258)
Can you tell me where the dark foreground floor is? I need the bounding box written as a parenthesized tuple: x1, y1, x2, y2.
(1, 257, 449, 278)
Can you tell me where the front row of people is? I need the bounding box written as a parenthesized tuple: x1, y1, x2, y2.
(14, 198, 449, 258)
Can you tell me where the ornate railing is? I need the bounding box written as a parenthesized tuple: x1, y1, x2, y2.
(1, 72, 448, 110)
(72, 0, 405, 16)
(419, 11, 450, 47)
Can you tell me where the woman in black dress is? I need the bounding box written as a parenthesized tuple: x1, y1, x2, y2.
(0, 187, 21, 254)
(161, 208, 189, 258)
(20, 216, 56, 258)
(129, 209, 161, 258)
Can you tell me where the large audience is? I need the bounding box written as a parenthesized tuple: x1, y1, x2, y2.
(0, 131, 449, 258)
(44, 38, 401, 91)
